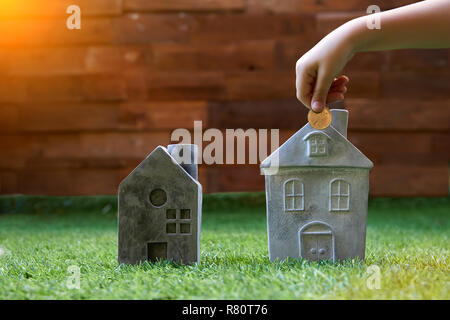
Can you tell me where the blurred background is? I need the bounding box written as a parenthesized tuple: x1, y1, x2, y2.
(0, 0, 448, 197)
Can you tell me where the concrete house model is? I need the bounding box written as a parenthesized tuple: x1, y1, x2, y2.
(260, 109, 373, 262)
(118, 144, 202, 265)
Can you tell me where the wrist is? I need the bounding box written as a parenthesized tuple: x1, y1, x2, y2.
(341, 16, 374, 54)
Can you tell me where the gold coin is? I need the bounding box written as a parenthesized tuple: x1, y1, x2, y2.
(307, 106, 332, 130)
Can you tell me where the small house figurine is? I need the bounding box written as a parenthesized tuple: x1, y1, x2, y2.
(260, 109, 373, 262)
(118, 144, 202, 265)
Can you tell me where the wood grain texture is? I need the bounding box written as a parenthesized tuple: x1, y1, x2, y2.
(247, 0, 418, 13)
(0, 0, 448, 196)
(150, 40, 277, 71)
(190, 14, 315, 44)
(112, 14, 191, 44)
(0, 0, 123, 17)
(0, 18, 112, 46)
(0, 75, 127, 103)
(369, 164, 449, 197)
(124, 0, 244, 12)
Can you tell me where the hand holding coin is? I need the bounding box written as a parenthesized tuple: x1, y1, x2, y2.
(307, 106, 332, 130)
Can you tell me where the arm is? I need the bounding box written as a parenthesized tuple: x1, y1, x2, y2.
(296, 0, 450, 112)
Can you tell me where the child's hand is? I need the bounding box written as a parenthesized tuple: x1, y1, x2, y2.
(295, 22, 356, 112)
(296, 0, 450, 113)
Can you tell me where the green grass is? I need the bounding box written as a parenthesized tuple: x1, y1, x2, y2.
(0, 195, 448, 299)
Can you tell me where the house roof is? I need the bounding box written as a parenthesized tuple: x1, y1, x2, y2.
(119, 146, 201, 189)
(260, 123, 373, 172)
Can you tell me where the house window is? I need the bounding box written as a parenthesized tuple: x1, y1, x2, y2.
(149, 188, 167, 207)
(329, 179, 350, 211)
(284, 179, 304, 212)
(303, 132, 330, 157)
(309, 136, 327, 156)
(166, 209, 192, 235)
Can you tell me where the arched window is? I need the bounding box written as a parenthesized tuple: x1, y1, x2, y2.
(284, 179, 304, 212)
(329, 179, 350, 211)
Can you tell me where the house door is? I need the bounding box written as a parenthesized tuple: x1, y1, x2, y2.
(147, 242, 167, 262)
(299, 222, 334, 262)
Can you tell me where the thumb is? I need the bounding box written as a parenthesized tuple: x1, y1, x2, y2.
(311, 68, 333, 113)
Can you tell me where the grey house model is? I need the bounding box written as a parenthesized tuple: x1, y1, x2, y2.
(260, 109, 373, 262)
(118, 144, 202, 265)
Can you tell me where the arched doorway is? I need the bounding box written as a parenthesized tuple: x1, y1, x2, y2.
(299, 221, 335, 262)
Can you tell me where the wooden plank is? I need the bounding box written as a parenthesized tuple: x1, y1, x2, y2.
(431, 133, 450, 159)
(123, 71, 149, 101)
(124, 0, 244, 12)
(5, 47, 86, 75)
(82, 74, 128, 101)
(388, 49, 449, 71)
(343, 52, 388, 72)
(274, 37, 319, 70)
(0, 132, 172, 168)
(380, 71, 449, 99)
(0, 18, 112, 46)
(85, 46, 147, 72)
(348, 132, 437, 165)
(0, 75, 127, 103)
(15, 103, 119, 132)
(344, 71, 381, 98)
(247, 0, 418, 14)
(146, 71, 226, 101)
(0, 77, 26, 103)
(28, 74, 126, 102)
(18, 168, 121, 195)
(0, 134, 37, 169)
(204, 165, 264, 193)
(346, 99, 450, 131)
(13, 100, 204, 133)
(112, 13, 191, 44)
(190, 14, 315, 44)
(0, 105, 19, 132)
(369, 164, 449, 197)
(208, 99, 307, 129)
(5, 46, 148, 75)
(119, 101, 208, 130)
(225, 71, 295, 100)
(0, 0, 122, 17)
(0, 171, 18, 194)
(150, 40, 277, 71)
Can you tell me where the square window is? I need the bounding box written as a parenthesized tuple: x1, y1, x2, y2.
(180, 209, 191, 219)
(166, 209, 176, 219)
(180, 223, 190, 234)
(166, 223, 176, 234)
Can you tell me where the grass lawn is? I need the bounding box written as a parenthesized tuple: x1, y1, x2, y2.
(0, 194, 448, 300)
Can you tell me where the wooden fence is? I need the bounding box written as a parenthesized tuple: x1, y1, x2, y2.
(0, 0, 448, 196)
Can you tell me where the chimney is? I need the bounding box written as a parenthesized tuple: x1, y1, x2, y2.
(167, 144, 198, 180)
(330, 109, 348, 138)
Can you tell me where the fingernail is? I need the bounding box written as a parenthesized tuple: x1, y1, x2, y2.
(312, 101, 323, 112)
